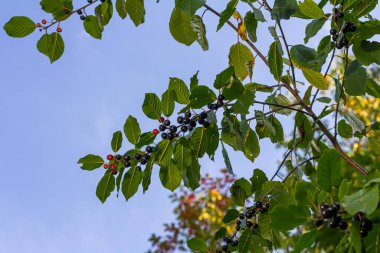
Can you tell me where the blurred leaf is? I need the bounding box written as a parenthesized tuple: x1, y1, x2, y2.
(317, 149, 341, 192)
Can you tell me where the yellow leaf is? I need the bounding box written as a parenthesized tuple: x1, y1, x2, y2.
(233, 11, 241, 19)
(238, 21, 247, 41)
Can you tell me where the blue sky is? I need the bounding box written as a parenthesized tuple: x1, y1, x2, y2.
(1, 1, 378, 253)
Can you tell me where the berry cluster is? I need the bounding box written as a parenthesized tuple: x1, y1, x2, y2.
(216, 200, 270, 253)
(103, 145, 157, 175)
(36, 19, 62, 33)
(352, 212, 373, 237)
(330, 7, 357, 49)
(315, 202, 348, 230)
(207, 95, 226, 110)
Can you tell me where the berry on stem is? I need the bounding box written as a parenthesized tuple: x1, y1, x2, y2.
(36, 23, 41, 27)
(42, 19, 47, 24)
(103, 164, 109, 169)
(152, 129, 159, 135)
(110, 164, 116, 170)
(57, 27, 62, 33)
(107, 154, 114, 160)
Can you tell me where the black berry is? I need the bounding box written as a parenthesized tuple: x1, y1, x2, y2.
(163, 120, 171, 126)
(207, 103, 213, 109)
(80, 15, 86, 20)
(177, 116, 184, 124)
(115, 154, 122, 161)
(185, 112, 192, 118)
(332, 34, 339, 41)
(200, 112, 208, 119)
(167, 133, 175, 140)
(198, 118, 205, 124)
(336, 11, 344, 19)
(255, 201, 263, 209)
(361, 220, 373, 231)
(339, 221, 348, 230)
(144, 154, 150, 160)
(218, 94, 225, 101)
(77, 9, 83, 15)
(140, 158, 147, 165)
(203, 121, 210, 128)
(315, 219, 324, 227)
(170, 125, 178, 133)
(190, 120, 197, 127)
(125, 162, 131, 167)
(330, 29, 337, 35)
(236, 219, 241, 225)
(135, 153, 142, 160)
(231, 240, 238, 247)
(246, 221, 253, 227)
(159, 125, 166, 132)
(349, 24, 357, 32)
(146, 146, 153, 153)
(183, 117, 191, 125)
(161, 133, 168, 139)
(181, 125, 188, 132)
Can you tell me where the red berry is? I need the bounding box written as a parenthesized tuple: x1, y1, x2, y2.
(111, 170, 118, 175)
(159, 117, 165, 123)
(107, 154, 114, 160)
(36, 23, 41, 27)
(152, 129, 159, 135)
(103, 164, 109, 169)
(42, 19, 47, 24)
(110, 164, 116, 170)
(57, 27, 62, 33)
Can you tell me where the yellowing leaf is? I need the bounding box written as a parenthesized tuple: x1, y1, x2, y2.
(238, 21, 247, 41)
(229, 42, 254, 80)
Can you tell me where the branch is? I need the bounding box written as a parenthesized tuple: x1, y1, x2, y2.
(253, 100, 312, 116)
(282, 156, 320, 182)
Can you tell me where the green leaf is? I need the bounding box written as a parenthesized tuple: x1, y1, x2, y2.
(250, 168, 268, 194)
(3, 16, 36, 38)
(183, 160, 201, 190)
(350, 222, 362, 253)
(174, 138, 192, 170)
(222, 209, 239, 224)
(316, 97, 331, 103)
(338, 119, 353, 138)
(190, 71, 199, 90)
(304, 18, 325, 43)
(96, 170, 116, 203)
(175, 0, 205, 16)
(239, 229, 265, 253)
(78, 154, 104, 171)
(293, 230, 317, 253)
(272, 0, 298, 20)
(270, 204, 310, 231)
(344, 112, 365, 133)
(190, 127, 208, 158)
(255, 110, 276, 138)
(302, 68, 328, 90)
(353, 40, 380, 66)
(369, 136, 380, 155)
(83, 15, 103, 39)
(157, 139, 173, 166)
(142, 93, 162, 120)
(169, 8, 197, 46)
(37, 33, 65, 63)
(205, 123, 219, 158)
(115, 167, 125, 197)
(221, 141, 233, 174)
(290, 45, 320, 70)
(266, 94, 292, 115)
(229, 42, 254, 80)
(111, 131, 123, 152)
(191, 15, 209, 51)
(142, 157, 154, 193)
(345, 60, 367, 96)
(268, 41, 283, 81)
(95, 0, 113, 26)
(252, 7, 266, 22)
(159, 160, 182, 191)
(123, 115, 141, 145)
(367, 79, 380, 98)
(187, 238, 208, 252)
(230, 178, 252, 206)
(231, 90, 255, 115)
(317, 149, 341, 192)
(125, 0, 145, 26)
(339, 179, 352, 203)
(223, 78, 245, 100)
(217, 0, 238, 31)
(350, 0, 377, 19)
(244, 11, 258, 42)
(116, 0, 127, 19)
(343, 185, 379, 216)
(214, 66, 234, 89)
(299, 0, 324, 18)
(169, 77, 190, 104)
(40, 0, 63, 13)
(221, 112, 245, 151)
(295, 181, 318, 207)
(121, 166, 142, 202)
(214, 227, 227, 241)
(161, 89, 175, 117)
(242, 127, 260, 161)
(190, 85, 216, 109)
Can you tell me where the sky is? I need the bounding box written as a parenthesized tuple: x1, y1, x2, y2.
(1, 1, 379, 253)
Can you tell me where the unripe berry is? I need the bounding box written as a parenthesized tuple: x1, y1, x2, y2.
(159, 117, 165, 123)
(57, 27, 62, 33)
(103, 164, 109, 169)
(107, 154, 114, 160)
(110, 164, 116, 170)
(36, 23, 41, 27)
(111, 170, 118, 175)
(152, 129, 159, 135)
(42, 19, 47, 24)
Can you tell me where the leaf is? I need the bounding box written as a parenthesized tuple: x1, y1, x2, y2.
(111, 131, 123, 152)
(290, 45, 320, 70)
(190, 86, 216, 109)
(125, 0, 145, 26)
(190, 71, 199, 90)
(190, 127, 208, 158)
(174, 138, 192, 170)
(350, 0, 378, 19)
(142, 93, 162, 120)
(339, 179, 352, 203)
(191, 15, 208, 51)
(159, 160, 182, 191)
(161, 89, 175, 117)
(271, 0, 298, 20)
(121, 166, 142, 202)
(244, 11, 258, 42)
(353, 40, 380, 66)
(239, 230, 265, 253)
(231, 90, 255, 115)
(214, 66, 234, 89)
(344, 112, 365, 132)
(266, 94, 292, 115)
(78, 154, 104, 171)
(345, 60, 367, 96)
(268, 41, 283, 81)
(242, 127, 260, 161)
(255, 110, 276, 137)
(157, 139, 173, 166)
(136, 132, 156, 149)
(169, 78, 190, 104)
(175, 0, 205, 16)
(187, 238, 208, 252)
(116, 0, 127, 19)
(317, 149, 341, 192)
(270, 204, 310, 231)
(367, 79, 380, 98)
(95, 0, 113, 26)
(350, 222, 362, 253)
(142, 158, 154, 193)
(183, 160, 201, 190)
(369, 136, 380, 155)
(96, 170, 116, 203)
(40, 0, 63, 13)
(295, 181, 318, 207)
(222, 209, 239, 223)
(223, 79, 245, 100)
(293, 230, 317, 253)
(169, 8, 197, 46)
(83, 15, 103, 39)
(302, 68, 328, 90)
(316, 97, 331, 103)
(123, 115, 141, 145)
(37, 33, 65, 63)
(229, 42, 254, 80)
(343, 185, 379, 216)
(217, 0, 238, 31)
(299, 0, 325, 18)
(221, 141, 233, 174)
(214, 227, 227, 241)
(230, 178, 252, 206)
(3, 16, 36, 38)
(250, 168, 268, 194)
(115, 167, 125, 197)
(252, 7, 266, 22)
(338, 120, 353, 138)
(304, 18, 325, 44)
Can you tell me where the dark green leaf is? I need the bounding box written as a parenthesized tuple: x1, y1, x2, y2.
(242, 127, 260, 161)
(121, 166, 142, 202)
(272, 0, 298, 20)
(268, 41, 283, 81)
(270, 204, 310, 231)
(190, 85, 216, 109)
(159, 160, 182, 191)
(175, 0, 205, 16)
(350, 0, 377, 19)
(353, 40, 380, 66)
(214, 66, 234, 89)
(169, 77, 190, 104)
(317, 149, 341, 192)
(295, 181, 318, 206)
(95, 0, 113, 26)
(221, 141, 234, 174)
(231, 89, 255, 114)
(3, 16, 36, 38)
(230, 178, 252, 206)
(123, 115, 141, 145)
(214, 227, 227, 241)
(142, 157, 154, 193)
(239, 229, 265, 253)
(338, 119, 353, 138)
(367, 79, 380, 98)
(290, 45, 320, 70)
(223, 78, 245, 100)
(161, 89, 175, 117)
(116, 0, 127, 19)
(157, 139, 173, 166)
(222, 209, 239, 223)
(293, 230, 317, 253)
(136, 132, 156, 149)
(345, 60, 367, 96)
(142, 93, 162, 120)
(217, 0, 238, 31)
(299, 0, 324, 18)
(78, 154, 104, 171)
(250, 168, 268, 194)
(343, 185, 379, 216)
(304, 18, 325, 43)
(40, 0, 63, 13)
(96, 170, 116, 203)
(187, 238, 208, 252)
(244, 11, 258, 42)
